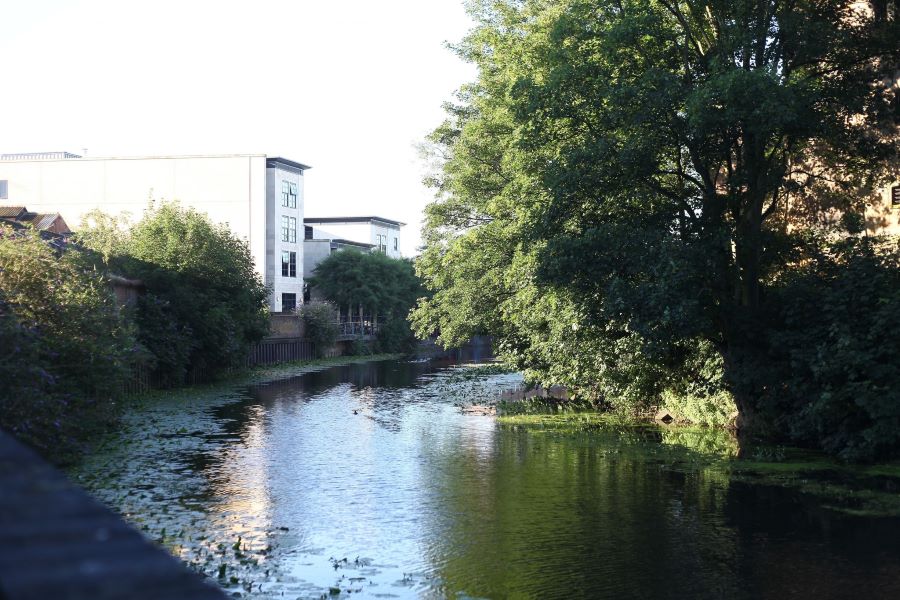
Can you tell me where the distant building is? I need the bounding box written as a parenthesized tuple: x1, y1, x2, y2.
(302, 237, 375, 303)
(303, 216, 404, 259)
(866, 183, 900, 236)
(0, 153, 310, 312)
(0, 206, 71, 235)
(301, 216, 405, 304)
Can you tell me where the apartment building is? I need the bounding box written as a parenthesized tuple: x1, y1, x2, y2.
(0, 152, 309, 312)
(303, 216, 404, 258)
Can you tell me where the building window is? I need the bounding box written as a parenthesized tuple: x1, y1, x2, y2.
(0, 180, 7, 200)
(376, 233, 387, 253)
(281, 181, 297, 208)
(282, 216, 296, 242)
(305, 225, 313, 240)
(282, 293, 297, 312)
(393, 237, 398, 251)
(281, 251, 297, 277)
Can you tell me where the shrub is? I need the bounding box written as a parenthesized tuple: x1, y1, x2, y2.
(0, 226, 136, 460)
(375, 317, 418, 354)
(299, 301, 339, 358)
(755, 237, 900, 461)
(79, 202, 269, 384)
(661, 340, 737, 427)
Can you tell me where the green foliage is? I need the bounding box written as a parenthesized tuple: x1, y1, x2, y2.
(299, 302, 340, 358)
(752, 238, 900, 461)
(414, 0, 898, 458)
(0, 226, 135, 460)
(660, 340, 737, 427)
(661, 389, 737, 428)
(374, 317, 418, 354)
(79, 202, 269, 385)
(310, 250, 424, 354)
(349, 338, 374, 356)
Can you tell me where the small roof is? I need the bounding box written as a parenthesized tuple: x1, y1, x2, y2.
(19, 213, 62, 231)
(0, 206, 26, 218)
(332, 238, 375, 249)
(266, 157, 312, 172)
(304, 216, 406, 227)
(304, 237, 375, 249)
(0, 207, 69, 233)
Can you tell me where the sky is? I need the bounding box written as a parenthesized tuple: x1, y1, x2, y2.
(0, 0, 477, 255)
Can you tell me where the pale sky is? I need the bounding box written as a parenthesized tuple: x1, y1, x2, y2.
(0, 0, 476, 255)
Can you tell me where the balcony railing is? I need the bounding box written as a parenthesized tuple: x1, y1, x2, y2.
(335, 319, 378, 337)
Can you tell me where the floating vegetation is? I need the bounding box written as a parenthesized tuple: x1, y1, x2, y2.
(444, 362, 516, 382)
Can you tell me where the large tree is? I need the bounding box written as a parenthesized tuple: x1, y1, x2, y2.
(309, 250, 424, 352)
(79, 202, 270, 385)
(414, 1, 898, 429)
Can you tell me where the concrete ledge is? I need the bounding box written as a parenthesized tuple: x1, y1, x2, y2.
(0, 430, 227, 600)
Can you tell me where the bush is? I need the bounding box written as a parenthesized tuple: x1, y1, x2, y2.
(0, 226, 136, 461)
(299, 301, 339, 358)
(350, 338, 374, 356)
(750, 237, 900, 461)
(375, 317, 418, 354)
(661, 340, 737, 427)
(79, 202, 269, 384)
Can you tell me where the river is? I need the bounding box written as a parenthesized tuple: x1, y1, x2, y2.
(73, 357, 900, 599)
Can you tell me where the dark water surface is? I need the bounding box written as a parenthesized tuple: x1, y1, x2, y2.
(75, 359, 900, 599)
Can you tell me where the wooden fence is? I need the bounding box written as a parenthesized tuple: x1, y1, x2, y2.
(246, 337, 315, 367)
(122, 336, 329, 395)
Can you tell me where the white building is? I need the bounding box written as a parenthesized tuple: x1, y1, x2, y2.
(304, 216, 404, 259)
(0, 152, 309, 312)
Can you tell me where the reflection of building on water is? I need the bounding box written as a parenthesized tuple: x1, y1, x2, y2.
(456, 409, 498, 462)
(202, 404, 274, 554)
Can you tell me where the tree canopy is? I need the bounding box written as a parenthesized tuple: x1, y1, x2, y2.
(79, 201, 269, 385)
(0, 226, 135, 460)
(413, 0, 899, 458)
(309, 250, 424, 352)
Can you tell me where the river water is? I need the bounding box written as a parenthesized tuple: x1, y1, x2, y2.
(74, 358, 900, 599)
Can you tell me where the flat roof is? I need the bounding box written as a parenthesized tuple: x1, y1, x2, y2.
(0, 152, 266, 162)
(303, 237, 375, 249)
(333, 238, 375, 248)
(0, 153, 310, 169)
(304, 216, 406, 227)
(266, 157, 311, 172)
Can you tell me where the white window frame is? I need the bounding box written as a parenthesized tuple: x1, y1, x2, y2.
(281, 251, 297, 277)
(281, 180, 297, 208)
(282, 216, 297, 243)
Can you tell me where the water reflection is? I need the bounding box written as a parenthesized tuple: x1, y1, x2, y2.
(75, 359, 900, 599)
